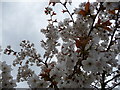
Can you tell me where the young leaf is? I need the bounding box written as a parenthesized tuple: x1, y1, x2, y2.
(78, 10, 86, 16)
(109, 10, 115, 15)
(103, 26, 112, 32)
(97, 18, 101, 25)
(102, 20, 112, 26)
(75, 39, 81, 48)
(85, 2, 90, 13)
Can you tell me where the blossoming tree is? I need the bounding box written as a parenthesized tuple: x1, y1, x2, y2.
(0, 0, 120, 89)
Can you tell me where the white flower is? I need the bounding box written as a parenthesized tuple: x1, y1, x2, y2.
(103, 2, 119, 10)
(2, 61, 12, 72)
(58, 79, 76, 88)
(58, 21, 64, 27)
(74, 8, 81, 14)
(96, 0, 106, 2)
(49, 0, 60, 3)
(64, 18, 70, 26)
(61, 44, 69, 54)
(103, 65, 112, 73)
(9, 80, 17, 88)
(82, 58, 96, 72)
(65, 0, 72, 5)
(65, 55, 76, 70)
(105, 0, 120, 2)
(55, 61, 66, 71)
(104, 3, 113, 10)
(92, 34, 100, 43)
(50, 66, 63, 81)
(107, 59, 118, 67)
(2, 80, 17, 88)
(89, 49, 99, 59)
(27, 74, 40, 88)
(94, 60, 105, 73)
(36, 80, 49, 88)
(2, 81, 10, 88)
(2, 72, 13, 80)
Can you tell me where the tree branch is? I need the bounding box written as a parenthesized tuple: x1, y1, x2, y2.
(105, 74, 120, 84)
(101, 70, 106, 90)
(107, 3, 120, 51)
(108, 82, 120, 90)
(88, 2, 103, 36)
(60, 2, 74, 23)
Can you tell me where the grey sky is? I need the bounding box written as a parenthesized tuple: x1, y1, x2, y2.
(1, 1, 80, 87)
(2, 2, 50, 87)
(2, 2, 48, 52)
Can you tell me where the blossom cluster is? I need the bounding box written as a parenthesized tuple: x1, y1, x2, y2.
(39, 1, 120, 89)
(0, 61, 17, 88)
(1, 1, 120, 89)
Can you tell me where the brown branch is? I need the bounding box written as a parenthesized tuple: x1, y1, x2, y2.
(60, 2, 74, 23)
(88, 2, 103, 36)
(105, 74, 120, 84)
(91, 84, 100, 90)
(108, 82, 120, 90)
(101, 70, 106, 90)
(106, 4, 120, 51)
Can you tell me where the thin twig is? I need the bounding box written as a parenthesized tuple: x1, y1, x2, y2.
(106, 3, 120, 51)
(108, 82, 120, 90)
(101, 70, 106, 90)
(88, 2, 103, 36)
(105, 74, 120, 84)
(60, 2, 74, 23)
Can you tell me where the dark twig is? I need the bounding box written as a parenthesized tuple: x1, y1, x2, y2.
(107, 3, 120, 51)
(105, 74, 120, 84)
(101, 70, 106, 90)
(108, 82, 120, 90)
(88, 2, 103, 36)
(60, 2, 74, 23)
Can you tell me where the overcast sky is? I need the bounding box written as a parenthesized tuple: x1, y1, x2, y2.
(0, 0, 120, 88)
(0, 0, 97, 88)
(1, 0, 79, 87)
(2, 1, 49, 87)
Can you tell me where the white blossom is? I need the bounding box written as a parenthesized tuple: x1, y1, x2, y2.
(82, 58, 96, 72)
(27, 74, 40, 88)
(49, 0, 60, 3)
(103, 2, 119, 10)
